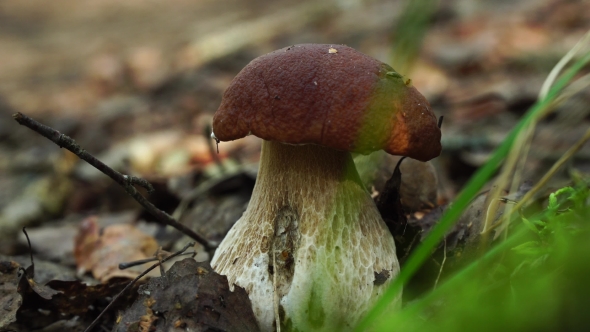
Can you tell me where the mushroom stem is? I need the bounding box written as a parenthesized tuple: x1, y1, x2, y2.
(211, 140, 400, 332)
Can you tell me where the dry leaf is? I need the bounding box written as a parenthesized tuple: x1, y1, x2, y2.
(113, 259, 260, 332)
(74, 216, 159, 282)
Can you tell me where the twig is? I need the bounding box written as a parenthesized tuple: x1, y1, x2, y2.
(84, 242, 195, 332)
(12, 112, 214, 251)
(433, 239, 447, 290)
(118, 251, 196, 270)
(22, 228, 35, 276)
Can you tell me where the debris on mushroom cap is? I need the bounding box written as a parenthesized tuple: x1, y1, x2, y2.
(212, 44, 442, 162)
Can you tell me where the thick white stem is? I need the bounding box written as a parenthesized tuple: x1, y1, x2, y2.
(211, 140, 400, 332)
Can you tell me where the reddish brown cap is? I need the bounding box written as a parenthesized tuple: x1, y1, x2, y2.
(212, 44, 441, 161)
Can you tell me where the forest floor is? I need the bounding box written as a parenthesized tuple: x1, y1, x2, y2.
(1, 0, 589, 331)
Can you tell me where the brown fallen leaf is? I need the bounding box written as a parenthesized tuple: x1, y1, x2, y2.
(19, 267, 63, 300)
(113, 258, 260, 332)
(74, 216, 159, 282)
(17, 275, 135, 322)
(16, 229, 64, 302)
(44, 278, 136, 316)
(12, 255, 136, 330)
(126, 46, 170, 92)
(375, 157, 407, 238)
(85, 52, 126, 96)
(0, 260, 22, 329)
(367, 153, 439, 213)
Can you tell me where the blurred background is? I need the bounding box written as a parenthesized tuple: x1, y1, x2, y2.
(2, 0, 588, 177)
(1, 0, 590, 324)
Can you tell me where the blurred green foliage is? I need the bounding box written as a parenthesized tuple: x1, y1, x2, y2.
(390, 0, 439, 74)
(376, 184, 590, 331)
(355, 0, 590, 328)
(358, 42, 590, 332)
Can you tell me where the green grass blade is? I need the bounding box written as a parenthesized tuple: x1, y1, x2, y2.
(383, 226, 529, 329)
(354, 48, 590, 332)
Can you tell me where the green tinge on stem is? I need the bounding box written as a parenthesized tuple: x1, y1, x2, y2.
(354, 49, 590, 332)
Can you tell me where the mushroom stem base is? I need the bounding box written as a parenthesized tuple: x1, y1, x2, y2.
(211, 140, 400, 332)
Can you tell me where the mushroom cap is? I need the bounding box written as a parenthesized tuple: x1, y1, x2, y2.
(212, 44, 441, 161)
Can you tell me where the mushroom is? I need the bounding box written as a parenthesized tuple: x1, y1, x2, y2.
(210, 44, 441, 332)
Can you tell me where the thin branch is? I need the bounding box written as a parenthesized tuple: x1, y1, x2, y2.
(433, 239, 447, 290)
(118, 251, 196, 270)
(84, 242, 195, 332)
(22, 228, 35, 276)
(13, 112, 215, 251)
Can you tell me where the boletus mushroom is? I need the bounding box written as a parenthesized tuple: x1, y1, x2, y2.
(210, 44, 441, 331)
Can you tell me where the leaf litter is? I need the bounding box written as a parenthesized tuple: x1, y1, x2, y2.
(0, 0, 589, 330)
